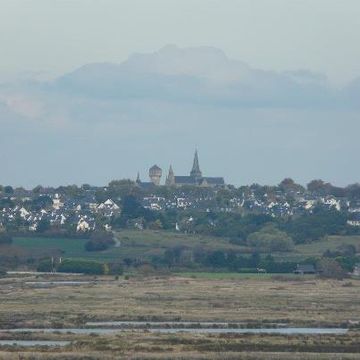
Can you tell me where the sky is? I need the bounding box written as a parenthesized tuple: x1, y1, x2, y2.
(1, 0, 360, 85)
(0, 0, 359, 188)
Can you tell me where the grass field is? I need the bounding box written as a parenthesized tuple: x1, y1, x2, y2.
(12, 231, 360, 266)
(13, 230, 246, 262)
(274, 235, 360, 261)
(296, 235, 360, 256)
(13, 236, 88, 255)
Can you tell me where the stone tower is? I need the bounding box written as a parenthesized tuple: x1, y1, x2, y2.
(166, 165, 175, 186)
(149, 165, 162, 185)
(190, 150, 202, 180)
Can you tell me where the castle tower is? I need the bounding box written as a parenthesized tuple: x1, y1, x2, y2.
(149, 165, 162, 185)
(190, 150, 202, 180)
(166, 165, 175, 186)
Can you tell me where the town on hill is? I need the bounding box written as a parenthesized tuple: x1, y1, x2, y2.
(0, 151, 360, 277)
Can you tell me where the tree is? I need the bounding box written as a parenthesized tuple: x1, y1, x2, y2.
(279, 178, 304, 193)
(283, 208, 348, 244)
(85, 231, 115, 252)
(122, 195, 143, 217)
(30, 196, 53, 211)
(317, 258, 347, 280)
(307, 179, 332, 195)
(108, 179, 139, 199)
(36, 219, 51, 233)
(163, 246, 186, 267)
(32, 185, 43, 194)
(3, 186, 14, 195)
(346, 184, 360, 200)
(247, 224, 294, 252)
(81, 184, 91, 191)
(148, 219, 163, 230)
(0, 197, 14, 210)
(108, 262, 124, 275)
(206, 250, 227, 268)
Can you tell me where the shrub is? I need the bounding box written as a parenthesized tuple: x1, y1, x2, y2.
(85, 231, 115, 252)
(317, 258, 347, 280)
(108, 262, 124, 275)
(58, 259, 106, 275)
(37, 258, 53, 272)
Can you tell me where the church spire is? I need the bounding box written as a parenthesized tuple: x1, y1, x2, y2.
(166, 165, 175, 186)
(190, 150, 202, 179)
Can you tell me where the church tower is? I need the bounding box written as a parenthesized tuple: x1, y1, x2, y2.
(190, 150, 202, 180)
(166, 165, 175, 186)
(149, 165, 162, 185)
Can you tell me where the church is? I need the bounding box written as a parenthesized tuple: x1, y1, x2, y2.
(137, 151, 225, 188)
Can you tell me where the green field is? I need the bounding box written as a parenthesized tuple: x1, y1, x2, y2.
(296, 235, 360, 255)
(12, 231, 360, 265)
(12, 230, 245, 262)
(274, 235, 360, 261)
(14, 236, 88, 254)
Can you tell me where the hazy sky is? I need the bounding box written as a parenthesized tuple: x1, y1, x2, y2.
(0, 0, 360, 188)
(1, 0, 360, 85)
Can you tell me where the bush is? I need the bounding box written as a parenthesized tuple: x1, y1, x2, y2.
(37, 258, 53, 272)
(58, 259, 106, 275)
(36, 219, 51, 233)
(317, 258, 347, 280)
(85, 231, 115, 252)
(108, 263, 124, 275)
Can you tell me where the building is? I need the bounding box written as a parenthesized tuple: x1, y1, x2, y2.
(353, 264, 360, 277)
(136, 151, 225, 188)
(166, 150, 225, 188)
(294, 264, 316, 275)
(136, 172, 156, 190)
(149, 165, 163, 185)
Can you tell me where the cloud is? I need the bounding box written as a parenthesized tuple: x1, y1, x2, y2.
(46, 45, 339, 108)
(0, 94, 44, 119)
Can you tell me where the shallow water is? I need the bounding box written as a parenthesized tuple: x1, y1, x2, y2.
(26, 281, 92, 286)
(0, 327, 349, 335)
(0, 340, 71, 347)
(150, 328, 349, 335)
(86, 321, 234, 327)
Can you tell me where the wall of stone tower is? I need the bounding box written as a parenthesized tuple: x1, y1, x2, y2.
(149, 165, 162, 186)
(150, 174, 161, 186)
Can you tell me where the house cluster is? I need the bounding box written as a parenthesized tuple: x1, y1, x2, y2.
(139, 187, 360, 225)
(0, 190, 120, 233)
(1, 178, 360, 233)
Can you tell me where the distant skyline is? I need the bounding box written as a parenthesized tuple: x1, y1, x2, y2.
(0, 1, 359, 188)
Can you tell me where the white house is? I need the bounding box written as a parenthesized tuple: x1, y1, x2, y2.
(77, 218, 91, 232)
